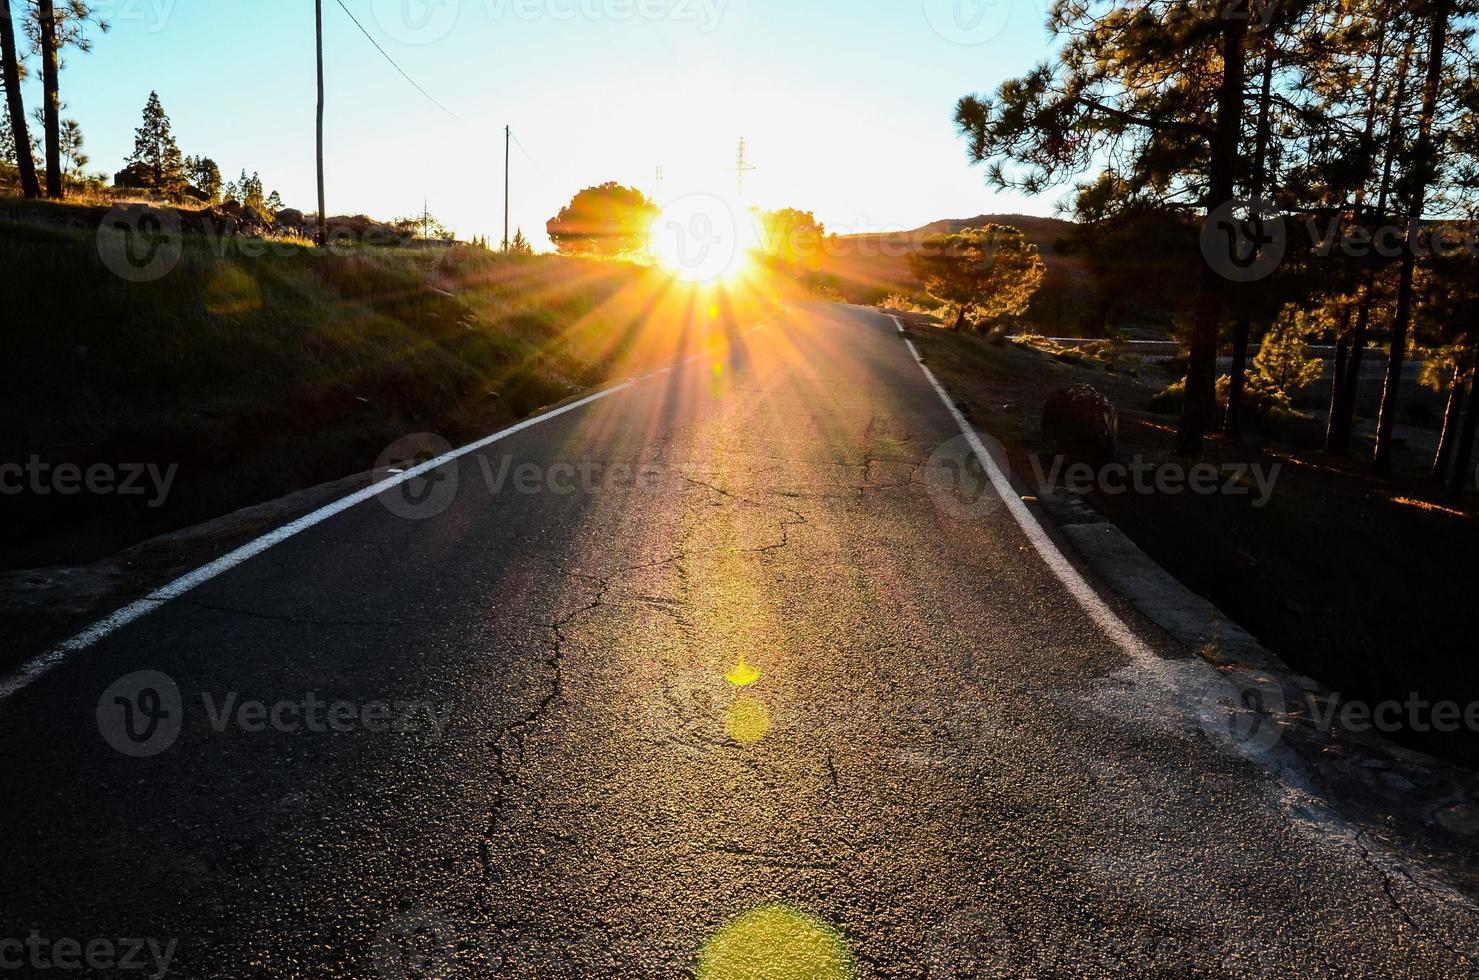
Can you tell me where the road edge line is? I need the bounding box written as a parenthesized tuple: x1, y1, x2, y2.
(891, 315, 1158, 667)
(0, 383, 635, 700)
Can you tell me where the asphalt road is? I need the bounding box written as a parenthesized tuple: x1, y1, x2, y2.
(3, 303, 1477, 977)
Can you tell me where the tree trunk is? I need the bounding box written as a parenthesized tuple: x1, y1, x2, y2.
(1374, 0, 1450, 474)
(36, 0, 61, 199)
(1326, 328, 1351, 450)
(1328, 275, 1376, 454)
(0, 0, 38, 198)
(1176, 3, 1248, 457)
(952, 304, 966, 332)
(1225, 37, 1276, 442)
(1328, 37, 1408, 456)
(1450, 361, 1479, 499)
(1224, 318, 1250, 440)
(1432, 354, 1469, 481)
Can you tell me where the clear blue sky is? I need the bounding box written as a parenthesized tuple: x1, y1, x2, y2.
(36, 0, 1069, 246)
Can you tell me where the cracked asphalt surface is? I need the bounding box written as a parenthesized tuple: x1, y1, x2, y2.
(3, 302, 1479, 976)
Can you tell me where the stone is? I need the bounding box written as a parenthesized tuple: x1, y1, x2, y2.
(1042, 384, 1118, 462)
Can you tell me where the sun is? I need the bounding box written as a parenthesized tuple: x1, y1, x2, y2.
(649, 193, 761, 284)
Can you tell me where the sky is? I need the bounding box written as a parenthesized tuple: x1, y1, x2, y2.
(34, 0, 1072, 248)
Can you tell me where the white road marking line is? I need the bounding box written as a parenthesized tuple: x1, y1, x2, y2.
(892, 315, 1157, 667)
(0, 383, 636, 700)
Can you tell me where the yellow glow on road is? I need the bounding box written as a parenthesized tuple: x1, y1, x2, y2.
(725, 695, 770, 744)
(725, 655, 761, 687)
(698, 905, 855, 979)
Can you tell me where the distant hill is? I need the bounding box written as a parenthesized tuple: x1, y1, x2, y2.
(817, 213, 1098, 334)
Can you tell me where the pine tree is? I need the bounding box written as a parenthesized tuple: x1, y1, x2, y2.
(27, 1, 105, 199)
(1255, 309, 1325, 396)
(238, 170, 265, 217)
(907, 225, 1045, 332)
(126, 90, 185, 196)
(191, 156, 221, 203)
(509, 229, 532, 255)
(58, 115, 83, 178)
(1, 0, 39, 197)
(0, 102, 13, 163)
(954, 0, 1324, 456)
(1372, 0, 1456, 474)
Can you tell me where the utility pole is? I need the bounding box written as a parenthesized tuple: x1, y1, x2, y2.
(655, 164, 665, 200)
(315, 0, 326, 246)
(732, 137, 756, 198)
(504, 125, 511, 252)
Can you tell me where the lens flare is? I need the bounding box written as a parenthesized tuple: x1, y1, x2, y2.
(725, 695, 770, 745)
(649, 193, 759, 284)
(698, 905, 855, 979)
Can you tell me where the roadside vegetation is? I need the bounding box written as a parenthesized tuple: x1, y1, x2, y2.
(907, 319, 1479, 767)
(2, 200, 767, 571)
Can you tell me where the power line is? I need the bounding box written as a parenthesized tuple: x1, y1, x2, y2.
(509, 130, 541, 174)
(331, 0, 463, 122)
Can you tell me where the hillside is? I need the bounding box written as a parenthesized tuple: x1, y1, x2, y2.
(1, 200, 770, 570)
(817, 212, 1184, 337)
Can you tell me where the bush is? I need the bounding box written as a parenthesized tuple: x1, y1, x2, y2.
(1256, 311, 1324, 397)
(1150, 374, 1300, 433)
(880, 293, 944, 318)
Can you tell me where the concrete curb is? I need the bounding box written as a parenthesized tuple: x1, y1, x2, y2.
(1035, 485, 1479, 846)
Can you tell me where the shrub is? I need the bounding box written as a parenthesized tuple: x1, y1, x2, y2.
(1150, 374, 1300, 433)
(1256, 309, 1324, 397)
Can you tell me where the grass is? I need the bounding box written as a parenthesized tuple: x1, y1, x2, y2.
(2, 199, 764, 570)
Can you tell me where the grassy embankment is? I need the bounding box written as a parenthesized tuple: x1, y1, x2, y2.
(2, 199, 767, 571)
(906, 318, 1479, 767)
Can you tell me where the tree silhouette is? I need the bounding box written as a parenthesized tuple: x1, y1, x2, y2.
(57, 114, 82, 177)
(0, 0, 39, 197)
(26, 0, 105, 199)
(189, 155, 222, 204)
(546, 182, 657, 257)
(955, 0, 1322, 456)
(908, 225, 1045, 332)
(126, 91, 185, 196)
(758, 208, 826, 268)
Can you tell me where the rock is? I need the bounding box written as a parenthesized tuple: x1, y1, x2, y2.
(1437, 803, 1479, 836)
(275, 207, 305, 230)
(1042, 384, 1118, 462)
